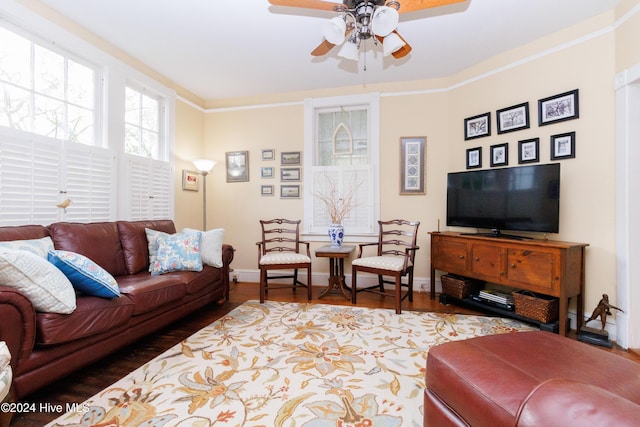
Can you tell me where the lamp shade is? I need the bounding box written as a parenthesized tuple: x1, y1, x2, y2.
(322, 16, 346, 45)
(372, 6, 399, 37)
(383, 32, 406, 56)
(193, 159, 216, 174)
(338, 40, 359, 61)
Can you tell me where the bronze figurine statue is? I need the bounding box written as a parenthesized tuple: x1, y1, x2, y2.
(585, 294, 624, 330)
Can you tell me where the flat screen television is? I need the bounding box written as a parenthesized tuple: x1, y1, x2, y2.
(446, 163, 560, 237)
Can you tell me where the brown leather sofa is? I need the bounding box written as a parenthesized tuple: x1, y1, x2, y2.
(0, 220, 234, 399)
(425, 330, 640, 426)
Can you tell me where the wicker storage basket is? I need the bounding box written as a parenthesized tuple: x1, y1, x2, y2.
(441, 275, 483, 299)
(512, 290, 559, 323)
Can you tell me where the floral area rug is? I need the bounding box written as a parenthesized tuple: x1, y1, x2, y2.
(47, 300, 535, 427)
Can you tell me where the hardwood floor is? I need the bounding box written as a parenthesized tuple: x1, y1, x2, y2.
(9, 282, 639, 426)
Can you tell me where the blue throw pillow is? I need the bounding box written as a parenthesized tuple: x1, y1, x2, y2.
(48, 250, 120, 298)
(150, 230, 203, 275)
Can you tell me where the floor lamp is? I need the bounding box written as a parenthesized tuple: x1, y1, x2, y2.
(192, 159, 216, 230)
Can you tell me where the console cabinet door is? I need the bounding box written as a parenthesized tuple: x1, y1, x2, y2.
(471, 244, 504, 280)
(506, 248, 559, 294)
(432, 237, 468, 275)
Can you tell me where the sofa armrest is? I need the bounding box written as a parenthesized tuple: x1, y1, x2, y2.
(0, 286, 37, 373)
(515, 378, 640, 426)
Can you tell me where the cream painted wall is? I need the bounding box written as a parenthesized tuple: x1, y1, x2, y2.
(616, 0, 640, 72)
(202, 10, 622, 315)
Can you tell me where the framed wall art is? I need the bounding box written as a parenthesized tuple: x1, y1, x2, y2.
(225, 150, 249, 182)
(281, 151, 301, 165)
(497, 102, 530, 134)
(466, 147, 482, 169)
(261, 167, 274, 178)
(518, 138, 540, 164)
(281, 167, 301, 181)
(550, 131, 576, 160)
(261, 185, 274, 196)
(464, 112, 491, 140)
(261, 149, 275, 160)
(182, 170, 199, 191)
(490, 143, 509, 167)
(280, 185, 300, 198)
(400, 136, 426, 194)
(539, 89, 579, 126)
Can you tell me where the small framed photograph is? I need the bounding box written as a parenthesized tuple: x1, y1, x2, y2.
(490, 143, 509, 167)
(550, 132, 576, 160)
(518, 138, 540, 164)
(261, 149, 275, 161)
(280, 184, 300, 198)
(261, 185, 274, 196)
(466, 147, 482, 169)
(260, 167, 274, 178)
(464, 112, 491, 140)
(182, 170, 199, 191)
(400, 136, 426, 194)
(497, 102, 530, 134)
(539, 89, 579, 126)
(281, 167, 301, 181)
(281, 151, 301, 165)
(225, 150, 249, 183)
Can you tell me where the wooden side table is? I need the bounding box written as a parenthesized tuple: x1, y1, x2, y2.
(315, 245, 355, 300)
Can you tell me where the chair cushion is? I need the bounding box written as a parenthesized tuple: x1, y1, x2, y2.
(259, 253, 311, 265)
(352, 255, 411, 272)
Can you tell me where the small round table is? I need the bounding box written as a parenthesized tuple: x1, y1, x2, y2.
(315, 244, 355, 300)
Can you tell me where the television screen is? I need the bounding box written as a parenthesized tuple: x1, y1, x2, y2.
(446, 163, 560, 234)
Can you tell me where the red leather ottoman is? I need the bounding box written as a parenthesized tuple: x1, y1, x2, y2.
(424, 331, 640, 426)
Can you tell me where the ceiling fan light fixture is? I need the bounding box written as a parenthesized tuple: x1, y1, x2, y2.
(322, 16, 347, 45)
(372, 6, 399, 37)
(383, 32, 405, 56)
(338, 39, 359, 61)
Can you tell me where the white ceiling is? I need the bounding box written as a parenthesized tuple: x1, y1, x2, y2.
(38, 0, 620, 101)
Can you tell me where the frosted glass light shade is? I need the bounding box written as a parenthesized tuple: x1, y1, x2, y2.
(372, 6, 399, 37)
(193, 159, 216, 174)
(322, 17, 346, 45)
(338, 40, 359, 61)
(383, 32, 405, 56)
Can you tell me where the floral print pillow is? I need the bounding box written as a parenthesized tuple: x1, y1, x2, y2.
(150, 230, 203, 275)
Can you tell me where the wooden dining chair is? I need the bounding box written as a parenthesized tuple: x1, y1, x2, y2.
(257, 219, 312, 303)
(351, 219, 420, 314)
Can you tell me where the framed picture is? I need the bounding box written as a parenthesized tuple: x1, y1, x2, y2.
(464, 112, 491, 140)
(490, 143, 509, 167)
(518, 138, 540, 164)
(182, 170, 199, 191)
(466, 147, 482, 169)
(280, 184, 300, 198)
(550, 132, 576, 160)
(261, 149, 275, 161)
(497, 102, 530, 134)
(281, 151, 301, 165)
(225, 150, 249, 182)
(261, 185, 274, 196)
(400, 136, 426, 194)
(281, 167, 301, 181)
(261, 167, 274, 178)
(538, 89, 579, 126)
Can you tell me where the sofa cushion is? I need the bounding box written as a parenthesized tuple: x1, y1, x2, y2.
(116, 274, 186, 315)
(48, 222, 127, 277)
(163, 265, 220, 295)
(150, 230, 203, 275)
(0, 249, 76, 314)
(35, 295, 134, 345)
(48, 250, 120, 298)
(184, 228, 225, 267)
(0, 225, 49, 242)
(118, 220, 177, 275)
(0, 236, 54, 258)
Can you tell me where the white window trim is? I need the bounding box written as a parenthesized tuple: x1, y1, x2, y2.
(303, 93, 380, 242)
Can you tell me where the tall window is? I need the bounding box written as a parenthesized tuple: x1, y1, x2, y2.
(125, 85, 161, 159)
(304, 93, 380, 237)
(0, 26, 96, 144)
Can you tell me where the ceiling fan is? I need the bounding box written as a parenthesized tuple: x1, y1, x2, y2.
(268, 0, 465, 61)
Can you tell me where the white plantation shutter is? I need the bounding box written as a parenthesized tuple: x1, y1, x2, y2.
(63, 144, 115, 222)
(126, 154, 172, 220)
(0, 134, 61, 226)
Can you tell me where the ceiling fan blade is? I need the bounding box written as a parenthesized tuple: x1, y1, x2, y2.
(396, 0, 466, 13)
(268, 0, 342, 12)
(311, 39, 336, 56)
(391, 39, 412, 58)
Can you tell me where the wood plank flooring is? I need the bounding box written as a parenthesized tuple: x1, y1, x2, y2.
(9, 282, 639, 426)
